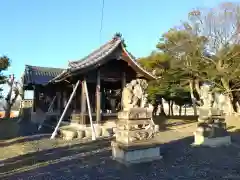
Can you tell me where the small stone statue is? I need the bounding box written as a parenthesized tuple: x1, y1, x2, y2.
(200, 84, 214, 109)
(218, 94, 226, 115)
(199, 84, 214, 118)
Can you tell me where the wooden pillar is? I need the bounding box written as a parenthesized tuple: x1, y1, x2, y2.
(72, 84, 77, 111)
(96, 69, 101, 123)
(33, 86, 37, 112)
(122, 72, 126, 88)
(60, 91, 64, 113)
(56, 91, 61, 114)
(121, 72, 126, 110)
(23, 89, 25, 99)
(81, 78, 87, 124)
(63, 92, 67, 107)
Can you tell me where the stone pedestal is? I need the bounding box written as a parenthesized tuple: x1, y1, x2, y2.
(193, 115, 231, 147)
(111, 108, 162, 165)
(193, 134, 231, 147)
(111, 140, 162, 166)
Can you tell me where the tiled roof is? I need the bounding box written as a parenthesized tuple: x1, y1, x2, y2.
(51, 36, 156, 83)
(23, 65, 65, 86)
(68, 37, 122, 70)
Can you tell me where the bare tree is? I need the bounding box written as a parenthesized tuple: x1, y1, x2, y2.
(4, 74, 24, 118)
(185, 2, 240, 114)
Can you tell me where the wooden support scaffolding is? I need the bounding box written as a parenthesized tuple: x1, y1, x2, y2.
(50, 80, 96, 140)
(50, 81, 80, 139)
(83, 79, 96, 140)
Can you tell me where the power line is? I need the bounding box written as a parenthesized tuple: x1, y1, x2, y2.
(99, 0, 105, 44)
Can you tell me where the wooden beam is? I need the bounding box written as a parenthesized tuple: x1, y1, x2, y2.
(96, 69, 101, 123)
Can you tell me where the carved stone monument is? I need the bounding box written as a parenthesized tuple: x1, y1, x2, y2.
(193, 84, 231, 147)
(111, 79, 162, 165)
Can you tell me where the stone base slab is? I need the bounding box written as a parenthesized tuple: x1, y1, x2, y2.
(111, 140, 162, 165)
(192, 133, 231, 147)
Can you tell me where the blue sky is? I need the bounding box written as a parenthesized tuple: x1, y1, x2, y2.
(0, 0, 233, 96)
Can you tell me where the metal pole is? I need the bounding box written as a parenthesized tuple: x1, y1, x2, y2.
(50, 80, 80, 139)
(83, 80, 96, 140)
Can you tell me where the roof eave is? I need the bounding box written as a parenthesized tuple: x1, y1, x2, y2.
(120, 44, 157, 80)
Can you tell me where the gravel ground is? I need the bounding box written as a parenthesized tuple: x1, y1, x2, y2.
(1, 120, 240, 179)
(1, 136, 240, 180)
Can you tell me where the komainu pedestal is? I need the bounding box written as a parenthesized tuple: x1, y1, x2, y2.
(193, 84, 231, 147)
(111, 108, 162, 165)
(193, 107, 231, 147)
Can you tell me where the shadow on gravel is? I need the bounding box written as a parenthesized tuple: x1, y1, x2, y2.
(0, 138, 112, 174)
(153, 115, 198, 131)
(2, 133, 240, 180)
(1, 132, 240, 179)
(0, 118, 54, 146)
(0, 134, 51, 147)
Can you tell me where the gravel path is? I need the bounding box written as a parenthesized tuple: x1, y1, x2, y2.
(1, 121, 240, 179)
(1, 134, 240, 178)
(1, 137, 240, 180)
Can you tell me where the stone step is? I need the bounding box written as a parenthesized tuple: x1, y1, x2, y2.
(58, 125, 114, 141)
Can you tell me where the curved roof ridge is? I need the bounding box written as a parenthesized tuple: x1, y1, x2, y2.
(69, 36, 122, 68)
(25, 64, 65, 71)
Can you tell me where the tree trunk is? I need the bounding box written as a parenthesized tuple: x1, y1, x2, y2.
(221, 78, 235, 115)
(194, 79, 201, 96)
(231, 90, 239, 112)
(168, 101, 171, 116)
(232, 98, 238, 112)
(152, 105, 158, 116)
(179, 105, 182, 116)
(4, 103, 11, 119)
(189, 80, 197, 116)
(159, 101, 165, 115)
(170, 101, 174, 116)
(184, 105, 187, 115)
(4, 76, 14, 118)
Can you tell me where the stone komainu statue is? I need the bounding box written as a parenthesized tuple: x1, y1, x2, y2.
(122, 79, 148, 110)
(200, 84, 214, 108)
